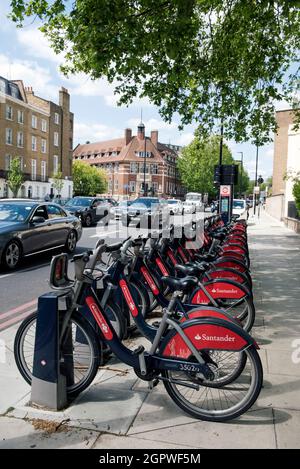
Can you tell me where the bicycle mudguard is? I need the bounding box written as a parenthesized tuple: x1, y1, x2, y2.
(203, 268, 249, 285)
(159, 317, 259, 359)
(222, 244, 248, 255)
(179, 306, 239, 325)
(213, 257, 249, 273)
(189, 279, 250, 305)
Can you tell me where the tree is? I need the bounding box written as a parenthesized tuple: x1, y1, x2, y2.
(7, 157, 23, 197)
(52, 168, 64, 196)
(73, 161, 107, 196)
(8, 1, 300, 144)
(236, 165, 250, 196)
(177, 133, 234, 198)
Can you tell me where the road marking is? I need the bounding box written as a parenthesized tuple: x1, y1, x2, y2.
(0, 308, 36, 332)
(90, 230, 120, 238)
(0, 299, 37, 321)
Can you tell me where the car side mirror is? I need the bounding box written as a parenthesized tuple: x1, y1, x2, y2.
(31, 216, 46, 224)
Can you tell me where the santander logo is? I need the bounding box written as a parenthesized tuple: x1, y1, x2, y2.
(211, 288, 239, 295)
(141, 266, 159, 295)
(119, 280, 139, 317)
(86, 297, 113, 340)
(194, 333, 236, 342)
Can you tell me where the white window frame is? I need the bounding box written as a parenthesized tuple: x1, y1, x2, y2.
(129, 181, 136, 193)
(6, 128, 13, 145)
(31, 135, 37, 152)
(17, 110, 24, 124)
(41, 161, 47, 182)
(5, 154, 12, 170)
(41, 119, 47, 132)
(54, 112, 60, 125)
(54, 131, 59, 147)
(17, 131, 24, 148)
(53, 155, 59, 173)
(31, 159, 37, 181)
(32, 115, 37, 129)
(6, 105, 13, 120)
(41, 138, 47, 154)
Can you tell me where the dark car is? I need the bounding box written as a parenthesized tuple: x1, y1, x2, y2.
(0, 200, 82, 270)
(122, 197, 166, 227)
(64, 196, 111, 227)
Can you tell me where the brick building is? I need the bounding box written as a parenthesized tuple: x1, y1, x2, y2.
(267, 109, 300, 220)
(0, 76, 73, 199)
(73, 123, 185, 199)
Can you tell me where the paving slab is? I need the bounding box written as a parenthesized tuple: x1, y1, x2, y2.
(93, 433, 196, 449)
(274, 409, 300, 449)
(257, 373, 300, 410)
(266, 350, 300, 377)
(0, 416, 99, 449)
(129, 408, 277, 449)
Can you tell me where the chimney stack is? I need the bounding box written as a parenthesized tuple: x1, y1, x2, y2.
(59, 86, 70, 110)
(124, 128, 132, 145)
(150, 130, 158, 147)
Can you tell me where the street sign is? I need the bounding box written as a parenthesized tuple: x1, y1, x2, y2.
(257, 176, 264, 184)
(220, 185, 231, 197)
(254, 186, 260, 194)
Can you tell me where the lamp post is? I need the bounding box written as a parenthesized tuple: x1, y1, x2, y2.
(253, 145, 259, 215)
(237, 151, 244, 198)
(218, 122, 224, 214)
(143, 132, 147, 197)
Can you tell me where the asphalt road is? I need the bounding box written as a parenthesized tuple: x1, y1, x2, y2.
(0, 211, 210, 331)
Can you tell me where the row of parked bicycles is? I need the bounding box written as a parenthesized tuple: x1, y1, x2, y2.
(14, 214, 263, 422)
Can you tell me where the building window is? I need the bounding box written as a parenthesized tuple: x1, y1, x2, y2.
(54, 113, 60, 125)
(17, 131, 24, 148)
(130, 162, 138, 174)
(152, 182, 158, 193)
(41, 119, 47, 132)
(17, 110, 24, 124)
(10, 84, 19, 99)
(32, 115, 37, 128)
(31, 136, 37, 151)
(151, 164, 158, 174)
(41, 139, 47, 154)
(6, 128, 13, 145)
(54, 132, 59, 146)
(53, 155, 59, 173)
(69, 138, 73, 150)
(6, 105, 13, 120)
(114, 179, 119, 190)
(18, 156, 24, 170)
(31, 159, 37, 181)
(140, 163, 149, 174)
(129, 181, 136, 193)
(5, 154, 12, 170)
(41, 161, 47, 182)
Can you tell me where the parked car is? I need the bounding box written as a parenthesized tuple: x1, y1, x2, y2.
(110, 200, 132, 220)
(103, 197, 118, 207)
(64, 196, 111, 227)
(183, 192, 202, 213)
(166, 199, 183, 215)
(232, 199, 247, 217)
(122, 197, 166, 227)
(0, 200, 82, 270)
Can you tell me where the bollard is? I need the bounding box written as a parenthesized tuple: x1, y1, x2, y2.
(30, 291, 71, 410)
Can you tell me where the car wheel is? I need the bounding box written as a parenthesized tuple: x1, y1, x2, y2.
(84, 214, 92, 227)
(65, 230, 77, 253)
(2, 240, 22, 270)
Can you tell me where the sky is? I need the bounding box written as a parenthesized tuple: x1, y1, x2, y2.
(0, 0, 286, 181)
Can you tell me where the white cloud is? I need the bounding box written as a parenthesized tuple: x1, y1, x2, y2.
(127, 117, 178, 131)
(74, 122, 122, 145)
(16, 27, 64, 64)
(0, 53, 57, 99)
(173, 132, 194, 146)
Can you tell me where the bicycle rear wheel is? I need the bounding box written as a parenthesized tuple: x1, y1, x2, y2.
(14, 310, 101, 398)
(162, 346, 262, 422)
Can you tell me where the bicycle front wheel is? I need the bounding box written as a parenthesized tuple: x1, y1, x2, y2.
(14, 311, 101, 398)
(162, 346, 263, 422)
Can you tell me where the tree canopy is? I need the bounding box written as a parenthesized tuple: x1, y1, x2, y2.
(73, 161, 107, 196)
(9, 1, 300, 144)
(177, 133, 249, 197)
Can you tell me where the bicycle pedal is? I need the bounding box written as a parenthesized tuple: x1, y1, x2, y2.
(132, 345, 145, 356)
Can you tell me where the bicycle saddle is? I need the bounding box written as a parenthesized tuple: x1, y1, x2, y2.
(161, 275, 198, 292)
(175, 264, 206, 276)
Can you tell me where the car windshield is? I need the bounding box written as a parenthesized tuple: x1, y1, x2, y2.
(186, 194, 201, 200)
(119, 201, 131, 207)
(233, 200, 245, 209)
(130, 198, 158, 207)
(167, 200, 179, 204)
(0, 203, 33, 222)
(65, 198, 92, 207)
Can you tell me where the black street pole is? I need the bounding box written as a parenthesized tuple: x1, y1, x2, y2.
(218, 123, 224, 214)
(143, 131, 147, 197)
(253, 145, 259, 215)
(238, 151, 243, 198)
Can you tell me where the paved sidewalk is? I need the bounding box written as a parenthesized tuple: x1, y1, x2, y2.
(0, 210, 300, 448)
